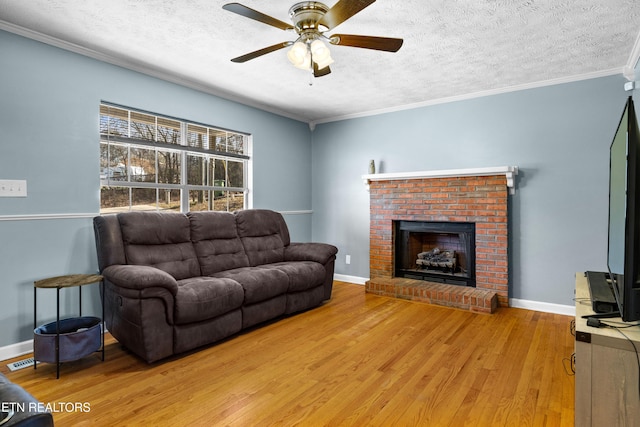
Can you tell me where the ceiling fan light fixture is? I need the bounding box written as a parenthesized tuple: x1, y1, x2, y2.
(313, 54, 334, 70)
(296, 52, 312, 70)
(287, 41, 309, 67)
(310, 39, 329, 60)
(224, 1, 403, 78)
(310, 39, 333, 69)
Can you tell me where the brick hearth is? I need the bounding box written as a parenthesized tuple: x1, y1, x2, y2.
(364, 171, 512, 313)
(366, 277, 498, 314)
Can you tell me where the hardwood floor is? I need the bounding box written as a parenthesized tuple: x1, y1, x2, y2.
(2, 282, 575, 426)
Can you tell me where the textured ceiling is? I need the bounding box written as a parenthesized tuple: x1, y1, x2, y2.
(1, 0, 640, 124)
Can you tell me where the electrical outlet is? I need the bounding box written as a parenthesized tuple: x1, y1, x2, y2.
(345, 255, 351, 265)
(0, 180, 27, 197)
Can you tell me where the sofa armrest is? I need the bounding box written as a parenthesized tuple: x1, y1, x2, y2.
(0, 374, 53, 427)
(102, 265, 178, 295)
(285, 242, 338, 265)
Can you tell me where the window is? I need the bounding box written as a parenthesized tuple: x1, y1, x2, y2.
(99, 103, 250, 213)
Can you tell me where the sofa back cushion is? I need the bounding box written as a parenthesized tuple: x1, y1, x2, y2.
(235, 209, 290, 266)
(94, 215, 126, 271)
(118, 212, 200, 280)
(188, 211, 250, 275)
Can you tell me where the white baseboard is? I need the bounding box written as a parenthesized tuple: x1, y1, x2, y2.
(0, 339, 33, 362)
(333, 275, 576, 316)
(509, 298, 575, 316)
(333, 274, 367, 285)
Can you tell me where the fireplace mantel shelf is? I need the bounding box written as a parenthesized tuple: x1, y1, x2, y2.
(362, 166, 519, 194)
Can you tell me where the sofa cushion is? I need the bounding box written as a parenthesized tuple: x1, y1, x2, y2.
(241, 295, 287, 329)
(174, 277, 244, 324)
(119, 212, 200, 280)
(266, 261, 326, 292)
(94, 214, 126, 270)
(285, 242, 338, 265)
(188, 211, 250, 275)
(235, 209, 289, 266)
(285, 285, 326, 314)
(174, 310, 242, 354)
(212, 267, 289, 304)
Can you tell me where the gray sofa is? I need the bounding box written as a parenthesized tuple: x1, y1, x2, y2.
(0, 373, 53, 426)
(93, 209, 338, 363)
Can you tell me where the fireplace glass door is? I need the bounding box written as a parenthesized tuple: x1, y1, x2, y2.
(394, 220, 476, 287)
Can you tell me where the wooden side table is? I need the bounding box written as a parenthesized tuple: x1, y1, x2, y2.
(33, 274, 104, 378)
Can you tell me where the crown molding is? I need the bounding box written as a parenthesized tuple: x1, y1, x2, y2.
(2, 20, 634, 127)
(0, 21, 310, 124)
(625, 30, 640, 80)
(310, 67, 626, 127)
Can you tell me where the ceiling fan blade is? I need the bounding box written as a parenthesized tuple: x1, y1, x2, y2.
(230, 42, 292, 63)
(222, 3, 294, 31)
(318, 0, 376, 30)
(313, 63, 331, 77)
(329, 34, 403, 52)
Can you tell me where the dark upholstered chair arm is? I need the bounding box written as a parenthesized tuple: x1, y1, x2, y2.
(102, 265, 179, 295)
(285, 242, 338, 265)
(0, 374, 53, 427)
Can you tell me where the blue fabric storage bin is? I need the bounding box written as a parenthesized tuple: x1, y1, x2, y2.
(34, 316, 101, 363)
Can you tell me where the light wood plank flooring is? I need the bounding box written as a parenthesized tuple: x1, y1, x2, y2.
(2, 282, 575, 426)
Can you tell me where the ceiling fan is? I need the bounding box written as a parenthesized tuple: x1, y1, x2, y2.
(222, 0, 403, 77)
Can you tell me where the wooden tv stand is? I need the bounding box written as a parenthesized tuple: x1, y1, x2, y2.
(575, 272, 640, 426)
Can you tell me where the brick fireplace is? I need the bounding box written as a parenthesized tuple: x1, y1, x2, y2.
(363, 167, 517, 313)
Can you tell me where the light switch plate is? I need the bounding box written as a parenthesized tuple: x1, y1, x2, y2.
(0, 180, 27, 197)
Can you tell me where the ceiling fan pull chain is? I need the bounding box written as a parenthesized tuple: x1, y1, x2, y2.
(308, 48, 314, 85)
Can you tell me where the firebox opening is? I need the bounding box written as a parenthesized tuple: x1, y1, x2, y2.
(394, 220, 476, 287)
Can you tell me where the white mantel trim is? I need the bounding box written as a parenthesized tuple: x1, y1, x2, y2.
(362, 166, 519, 194)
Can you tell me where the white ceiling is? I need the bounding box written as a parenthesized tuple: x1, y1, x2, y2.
(1, 0, 640, 125)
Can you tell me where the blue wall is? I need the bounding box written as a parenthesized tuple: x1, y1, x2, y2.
(311, 75, 632, 306)
(1, 27, 637, 351)
(0, 30, 312, 348)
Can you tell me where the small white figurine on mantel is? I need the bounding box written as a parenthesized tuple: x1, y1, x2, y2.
(368, 159, 375, 174)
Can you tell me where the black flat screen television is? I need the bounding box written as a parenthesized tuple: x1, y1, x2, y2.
(608, 96, 640, 322)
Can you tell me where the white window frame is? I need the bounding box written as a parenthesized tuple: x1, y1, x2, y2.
(99, 102, 252, 213)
